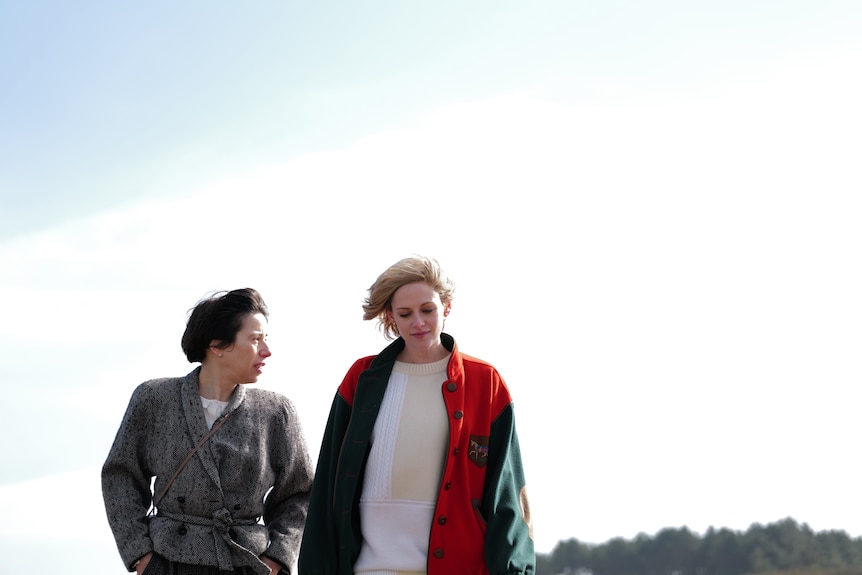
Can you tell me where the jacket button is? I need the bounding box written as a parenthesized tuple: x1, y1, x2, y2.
(454, 410, 463, 419)
(178, 525, 187, 535)
(453, 448, 460, 455)
(445, 482, 451, 490)
(433, 549, 444, 559)
(438, 516, 447, 525)
(234, 504, 242, 510)
(177, 497, 186, 504)
(447, 382, 457, 392)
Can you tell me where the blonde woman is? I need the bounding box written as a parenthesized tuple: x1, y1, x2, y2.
(298, 257, 534, 575)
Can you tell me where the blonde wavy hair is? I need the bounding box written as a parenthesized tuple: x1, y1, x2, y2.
(362, 255, 456, 340)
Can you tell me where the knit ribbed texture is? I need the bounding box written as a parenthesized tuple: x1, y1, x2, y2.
(354, 355, 450, 575)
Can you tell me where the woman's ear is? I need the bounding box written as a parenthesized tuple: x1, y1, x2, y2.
(443, 302, 452, 317)
(209, 341, 224, 357)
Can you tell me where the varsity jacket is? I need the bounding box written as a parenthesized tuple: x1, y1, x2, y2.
(102, 368, 314, 574)
(298, 333, 534, 575)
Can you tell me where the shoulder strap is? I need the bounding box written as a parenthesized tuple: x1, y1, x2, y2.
(150, 410, 234, 513)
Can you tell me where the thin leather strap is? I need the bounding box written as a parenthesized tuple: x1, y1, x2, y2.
(151, 410, 234, 513)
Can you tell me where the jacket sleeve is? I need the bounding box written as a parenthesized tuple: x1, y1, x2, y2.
(262, 396, 316, 572)
(482, 402, 536, 575)
(297, 391, 353, 575)
(101, 383, 156, 571)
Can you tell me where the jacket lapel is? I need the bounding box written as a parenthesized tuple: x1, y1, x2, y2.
(180, 368, 245, 491)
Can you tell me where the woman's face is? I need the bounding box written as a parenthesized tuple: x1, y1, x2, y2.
(214, 312, 271, 384)
(387, 282, 450, 360)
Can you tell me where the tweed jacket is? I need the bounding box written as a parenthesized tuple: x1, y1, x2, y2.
(102, 367, 314, 574)
(298, 334, 535, 575)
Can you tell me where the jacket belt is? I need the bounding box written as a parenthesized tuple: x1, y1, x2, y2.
(157, 508, 266, 574)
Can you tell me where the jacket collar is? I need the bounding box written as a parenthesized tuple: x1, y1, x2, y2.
(369, 332, 463, 380)
(180, 367, 246, 433)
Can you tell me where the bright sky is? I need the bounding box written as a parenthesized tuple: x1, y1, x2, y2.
(2, 2, 861, 573)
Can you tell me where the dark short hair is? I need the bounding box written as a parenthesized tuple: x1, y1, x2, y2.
(181, 288, 269, 363)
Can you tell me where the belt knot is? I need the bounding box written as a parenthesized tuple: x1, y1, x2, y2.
(212, 507, 233, 532)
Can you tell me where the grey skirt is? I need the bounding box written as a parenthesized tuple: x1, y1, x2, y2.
(142, 553, 261, 575)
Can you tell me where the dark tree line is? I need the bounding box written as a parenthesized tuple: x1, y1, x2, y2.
(536, 517, 862, 575)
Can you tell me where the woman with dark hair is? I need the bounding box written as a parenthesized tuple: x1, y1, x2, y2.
(298, 257, 534, 575)
(103, 288, 313, 575)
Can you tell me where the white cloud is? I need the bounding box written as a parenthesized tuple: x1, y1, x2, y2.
(2, 40, 862, 555)
(0, 466, 112, 542)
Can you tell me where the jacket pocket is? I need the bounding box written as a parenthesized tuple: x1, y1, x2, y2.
(471, 498, 488, 537)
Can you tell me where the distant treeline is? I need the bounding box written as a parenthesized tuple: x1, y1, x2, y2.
(536, 517, 862, 575)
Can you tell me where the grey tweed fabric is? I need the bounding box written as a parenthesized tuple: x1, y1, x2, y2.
(102, 367, 314, 575)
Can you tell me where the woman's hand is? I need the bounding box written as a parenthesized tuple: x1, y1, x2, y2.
(135, 552, 153, 575)
(261, 556, 281, 574)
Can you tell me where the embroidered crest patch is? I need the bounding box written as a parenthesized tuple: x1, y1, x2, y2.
(468, 435, 489, 467)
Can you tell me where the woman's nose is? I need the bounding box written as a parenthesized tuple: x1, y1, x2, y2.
(260, 342, 272, 357)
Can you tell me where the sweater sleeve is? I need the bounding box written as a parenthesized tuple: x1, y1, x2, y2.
(101, 383, 157, 571)
(483, 402, 536, 575)
(297, 391, 353, 575)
